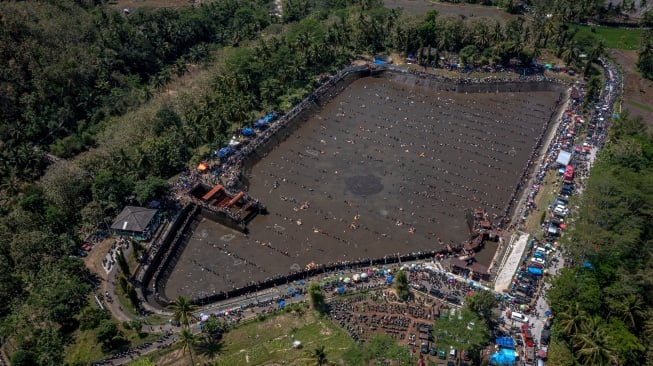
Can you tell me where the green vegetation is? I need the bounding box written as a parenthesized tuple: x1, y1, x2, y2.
(308, 282, 327, 312)
(433, 306, 489, 364)
(547, 112, 653, 365)
(571, 25, 642, 50)
(627, 99, 653, 112)
(394, 269, 410, 300)
(638, 11, 653, 80)
(1, 0, 652, 363)
(213, 310, 356, 365)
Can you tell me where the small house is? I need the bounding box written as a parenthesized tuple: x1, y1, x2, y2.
(111, 206, 161, 241)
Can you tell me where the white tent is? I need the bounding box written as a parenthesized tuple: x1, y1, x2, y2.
(556, 150, 571, 166)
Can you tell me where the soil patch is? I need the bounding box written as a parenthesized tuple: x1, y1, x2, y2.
(382, 0, 522, 21)
(610, 49, 653, 126)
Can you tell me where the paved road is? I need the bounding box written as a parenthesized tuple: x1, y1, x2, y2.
(493, 233, 529, 293)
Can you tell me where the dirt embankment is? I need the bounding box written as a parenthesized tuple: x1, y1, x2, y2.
(610, 49, 653, 126)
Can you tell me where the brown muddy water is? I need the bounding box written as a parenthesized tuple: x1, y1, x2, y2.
(164, 77, 560, 299)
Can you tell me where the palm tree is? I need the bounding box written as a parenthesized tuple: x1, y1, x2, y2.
(312, 345, 328, 366)
(196, 336, 223, 361)
(180, 328, 197, 366)
(168, 296, 198, 328)
(572, 316, 618, 366)
(556, 302, 587, 339)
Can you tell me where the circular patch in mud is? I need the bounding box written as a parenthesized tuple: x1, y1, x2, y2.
(345, 175, 383, 196)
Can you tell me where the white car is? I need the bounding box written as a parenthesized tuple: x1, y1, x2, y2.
(554, 205, 569, 216)
(530, 257, 545, 265)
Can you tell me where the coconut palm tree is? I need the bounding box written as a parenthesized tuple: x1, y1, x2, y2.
(312, 345, 328, 366)
(556, 302, 588, 339)
(572, 316, 618, 366)
(168, 296, 198, 328)
(180, 328, 197, 366)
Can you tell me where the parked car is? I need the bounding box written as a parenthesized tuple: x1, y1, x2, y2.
(530, 257, 545, 265)
(446, 295, 461, 304)
(80, 243, 92, 251)
(430, 287, 444, 298)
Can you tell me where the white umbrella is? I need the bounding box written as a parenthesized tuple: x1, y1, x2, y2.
(343, 277, 351, 284)
(201, 314, 209, 322)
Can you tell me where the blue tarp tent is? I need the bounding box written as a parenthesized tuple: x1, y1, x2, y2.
(496, 337, 516, 349)
(217, 147, 231, 157)
(278, 300, 285, 308)
(490, 348, 517, 365)
(264, 112, 275, 122)
(242, 128, 255, 136)
(385, 275, 393, 283)
(254, 118, 267, 128)
(337, 286, 345, 294)
(534, 251, 546, 259)
(528, 267, 543, 276)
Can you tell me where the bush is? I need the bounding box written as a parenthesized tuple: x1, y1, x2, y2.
(79, 307, 110, 331)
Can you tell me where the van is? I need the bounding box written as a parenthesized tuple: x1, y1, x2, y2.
(510, 312, 529, 323)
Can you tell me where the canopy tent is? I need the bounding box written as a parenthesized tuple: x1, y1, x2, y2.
(197, 163, 208, 171)
(254, 118, 268, 128)
(241, 128, 255, 136)
(217, 147, 231, 157)
(528, 267, 543, 276)
(496, 337, 516, 349)
(385, 275, 394, 283)
(556, 150, 572, 166)
(228, 138, 240, 147)
(490, 348, 517, 365)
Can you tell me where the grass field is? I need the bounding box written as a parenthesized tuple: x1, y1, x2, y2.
(522, 170, 560, 236)
(214, 305, 357, 366)
(573, 25, 642, 50)
(627, 99, 653, 112)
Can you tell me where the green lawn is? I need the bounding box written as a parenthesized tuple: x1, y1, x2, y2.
(627, 99, 653, 112)
(573, 25, 642, 50)
(65, 328, 105, 365)
(214, 305, 358, 366)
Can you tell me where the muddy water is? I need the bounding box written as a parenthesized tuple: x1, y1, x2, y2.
(164, 77, 560, 299)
